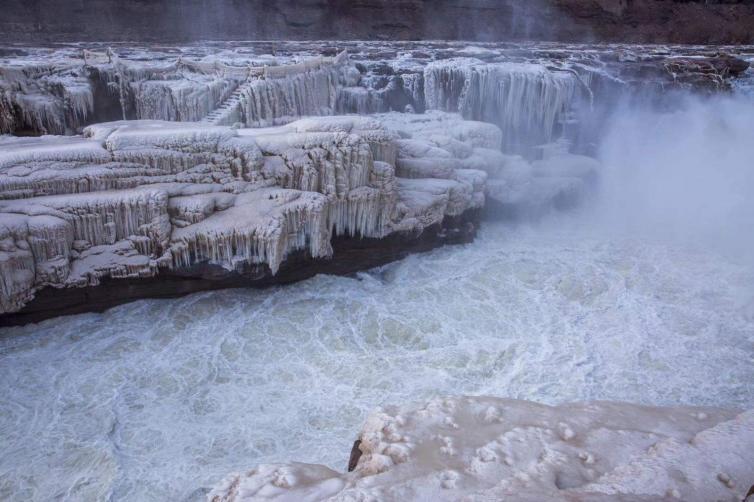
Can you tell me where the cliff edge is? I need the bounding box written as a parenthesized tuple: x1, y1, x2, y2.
(3, 0, 754, 45)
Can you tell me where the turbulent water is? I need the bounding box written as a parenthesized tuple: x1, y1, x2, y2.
(1, 215, 753, 501)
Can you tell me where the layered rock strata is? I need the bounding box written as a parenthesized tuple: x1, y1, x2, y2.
(209, 396, 754, 502)
(0, 113, 503, 322)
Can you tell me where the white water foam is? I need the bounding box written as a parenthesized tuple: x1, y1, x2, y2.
(1, 214, 753, 501)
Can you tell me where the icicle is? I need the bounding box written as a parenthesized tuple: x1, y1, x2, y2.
(0, 215, 37, 313)
(336, 87, 390, 115)
(327, 187, 393, 239)
(169, 189, 334, 275)
(233, 67, 339, 128)
(130, 78, 240, 122)
(424, 59, 580, 153)
(0, 62, 96, 134)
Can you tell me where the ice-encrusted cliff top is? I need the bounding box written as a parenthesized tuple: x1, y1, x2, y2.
(0, 110, 600, 317)
(2, 42, 748, 141)
(209, 396, 754, 502)
(0, 47, 351, 135)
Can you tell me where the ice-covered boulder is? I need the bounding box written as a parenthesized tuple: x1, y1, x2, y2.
(209, 396, 754, 502)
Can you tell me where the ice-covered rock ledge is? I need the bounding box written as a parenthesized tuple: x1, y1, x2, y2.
(209, 396, 754, 502)
(3, 112, 560, 324)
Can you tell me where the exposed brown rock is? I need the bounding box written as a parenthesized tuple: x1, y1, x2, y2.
(347, 439, 363, 472)
(3, 0, 754, 44)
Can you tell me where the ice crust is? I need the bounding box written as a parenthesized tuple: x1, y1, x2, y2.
(0, 112, 511, 314)
(209, 396, 754, 502)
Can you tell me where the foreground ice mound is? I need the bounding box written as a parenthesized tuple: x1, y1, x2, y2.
(209, 396, 754, 502)
(0, 112, 508, 316)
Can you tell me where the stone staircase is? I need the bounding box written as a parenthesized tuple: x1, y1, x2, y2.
(201, 80, 255, 126)
(200, 50, 349, 127)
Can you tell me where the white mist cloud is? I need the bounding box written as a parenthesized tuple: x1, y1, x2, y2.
(594, 94, 754, 262)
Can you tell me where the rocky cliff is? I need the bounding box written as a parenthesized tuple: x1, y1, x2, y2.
(0, 112, 507, 322)
(3, 0, 754, 44)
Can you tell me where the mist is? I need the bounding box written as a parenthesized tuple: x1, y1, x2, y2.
(587, 92, 754, 264)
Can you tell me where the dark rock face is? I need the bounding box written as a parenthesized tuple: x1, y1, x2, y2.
(0, 210, 480, 327)
(3, 0, 754, 44)
(658, 54, 752, 90)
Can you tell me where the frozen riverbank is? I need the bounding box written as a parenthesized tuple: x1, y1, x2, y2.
(210, 396, 754, 501)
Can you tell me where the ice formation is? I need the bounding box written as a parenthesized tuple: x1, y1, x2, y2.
(0, 112, 505, 314)
(424, 59, 581, 152)
(336, 71, 425, 117)
(372, 112, 598, 214)
(335, 57, 586, 153)
(1, 49, 352, 135)
(209, 396, 754, 502)
(0, 61, 95, 134)
(3, 42, 746, 155)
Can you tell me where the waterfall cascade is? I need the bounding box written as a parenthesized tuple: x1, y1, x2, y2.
(424, 59, 580, 153)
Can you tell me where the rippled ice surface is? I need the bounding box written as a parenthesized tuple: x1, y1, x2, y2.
(1, 217, 753, 501)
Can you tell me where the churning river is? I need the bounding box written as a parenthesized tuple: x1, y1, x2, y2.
(1, 214, 753, 501)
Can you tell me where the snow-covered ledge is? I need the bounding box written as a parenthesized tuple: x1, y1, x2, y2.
(209, 396, 754, 502)
(0, 113, 488, 321)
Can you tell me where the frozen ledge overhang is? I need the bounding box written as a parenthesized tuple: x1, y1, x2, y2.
(2, 112, 554, 319)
